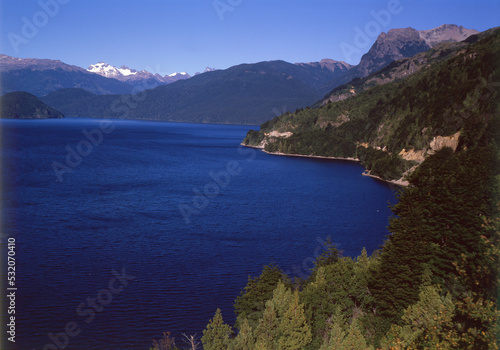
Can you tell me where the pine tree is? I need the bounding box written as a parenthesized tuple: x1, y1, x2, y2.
(233, 318, 254, 350)
(254, 301, 279, 349)
(278, 289, 312, 349)
(201, 308, 233, 350)
(301, 257, 357, 348)
(380, 284, 458, 349)
(319, 322, 345, 350)
(342, 318, 374, 350)
(255, 282, 312, 349)
(234, 264, 289, 329)
(319, 316, 373, 350)
(352, 248, 376, 330)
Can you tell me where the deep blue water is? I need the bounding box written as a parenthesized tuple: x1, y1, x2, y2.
(1, 118, 397, 350)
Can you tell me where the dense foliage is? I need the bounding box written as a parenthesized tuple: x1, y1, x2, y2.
(196, 27, 500, 350)
(197, 142, 498, 349)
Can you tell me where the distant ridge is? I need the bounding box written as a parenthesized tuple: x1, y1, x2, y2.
(0, 91, 64, 119)
(0, 54, 133, 96)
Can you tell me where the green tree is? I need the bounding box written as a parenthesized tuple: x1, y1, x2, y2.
(201, 308, 233, 350)
(342, 318, 374, 350)
(319, 322, 345, 350)
(380, 284, 458, 349)
(254, 300, 280, 349)
(301, 258, 355, 350)
(319, 317, 373, 350)
(234, 264, 289, 330)
(255, 282, 312, 349)
(232, 318, 254, 350)
(278, 288, 312, 349)
(311, 237, 341, 273)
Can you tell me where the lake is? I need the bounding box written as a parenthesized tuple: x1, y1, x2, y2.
(0, 118, 397, 350)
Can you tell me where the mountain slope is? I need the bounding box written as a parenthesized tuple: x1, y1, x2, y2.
(0, 91, 64, 119)
(319, 40, 469, 106)
(243, 27, 499, 183)
(42, 59, 353, 124)
(0, 54, 132, 96)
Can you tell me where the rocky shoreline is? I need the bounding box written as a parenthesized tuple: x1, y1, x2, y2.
(241, 143, 408, 187)
(361, 171, 409, 187)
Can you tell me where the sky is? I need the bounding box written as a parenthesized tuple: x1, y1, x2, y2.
(0, 0, 499, 76)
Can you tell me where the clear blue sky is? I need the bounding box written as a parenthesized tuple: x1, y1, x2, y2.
(1, 0, 499, 76)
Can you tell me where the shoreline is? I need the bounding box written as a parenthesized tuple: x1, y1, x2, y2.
(362, 171, 409, 187)
(263, 150, 360, 162)
(241, 143, 408, 187)
(240, 143, 360, 162)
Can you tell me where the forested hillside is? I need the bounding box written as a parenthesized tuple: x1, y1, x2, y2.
(243, 27, 499, 183)
(196, 105, 499, 350)
(148, 28, 499, 350)
(0, 91, 64, 119)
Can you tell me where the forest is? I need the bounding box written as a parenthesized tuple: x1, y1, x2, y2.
(189, 143, 498, 350)
(150, 28, 499, 349)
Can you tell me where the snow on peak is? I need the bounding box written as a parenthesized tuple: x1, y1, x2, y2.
(168, 72, 188, 77)
(87, 61, 191, 84)
(117, 65, 137, 76)
(87, 62, 137, 77)
(87, 62, 122, 77)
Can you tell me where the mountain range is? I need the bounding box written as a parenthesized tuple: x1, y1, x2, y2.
(1, 24, 479, 124)
(0, 54, 133, 96)
(0, 55, 193, 96)
(41, 59, 352, 124)
(87, 62, 191, 90)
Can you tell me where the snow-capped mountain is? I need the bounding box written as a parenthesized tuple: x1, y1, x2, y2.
(168, 72, 189, 78)
(87, 62, 191, 90)
(0, 54, 133, 96)
(87, 62, 137, 78)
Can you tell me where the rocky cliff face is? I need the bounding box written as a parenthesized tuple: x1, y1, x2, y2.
(320, 25, 478, 106)
(354, 27, 430, 77)
(419, 24, 478, 47)
(398, 131, 461, 163)
(342, 24, 478, 84)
